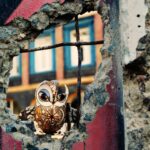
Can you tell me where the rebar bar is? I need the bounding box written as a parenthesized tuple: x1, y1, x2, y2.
(20, 41, 104, 53)
(75, 15, 82, 128)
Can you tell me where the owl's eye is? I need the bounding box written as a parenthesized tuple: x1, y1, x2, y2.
(38, 89, 50, 102)
(58, 94, 66, 101)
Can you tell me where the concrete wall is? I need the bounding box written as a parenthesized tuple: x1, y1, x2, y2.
(2, 0, 149, 149)
(120, 0, 147, 64)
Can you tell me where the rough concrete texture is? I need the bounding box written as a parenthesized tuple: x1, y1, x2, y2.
(124, 57, 150, 149)
(120, 0, 147, 64)
(3, 0, 150, 149)
(3, 0, 149, 149)
(0, 0, 111, 149)
(82, 57, 110, 123)
(124, 1, 150, 149)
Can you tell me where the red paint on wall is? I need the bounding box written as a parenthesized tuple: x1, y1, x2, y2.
(1, 128, 22, 150)
(73, 69, 121, 150)
(6, 0, 64, 24)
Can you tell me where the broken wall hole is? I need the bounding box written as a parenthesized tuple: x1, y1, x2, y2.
(17, 14, 104, 135)
(0, 1, 112, 149)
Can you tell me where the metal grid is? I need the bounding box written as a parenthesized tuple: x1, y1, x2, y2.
(20, 15, 104, 126)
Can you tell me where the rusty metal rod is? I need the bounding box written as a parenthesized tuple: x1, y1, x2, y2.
(75, 15, 82, 128)
(20, 40, 104, 53)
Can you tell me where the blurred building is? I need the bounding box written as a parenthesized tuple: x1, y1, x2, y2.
(7, 12, 103, 114)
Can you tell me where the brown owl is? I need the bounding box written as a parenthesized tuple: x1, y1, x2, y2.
(19, 80, 77, 139)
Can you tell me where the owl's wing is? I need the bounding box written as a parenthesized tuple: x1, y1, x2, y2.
(18, 105, 36, 121)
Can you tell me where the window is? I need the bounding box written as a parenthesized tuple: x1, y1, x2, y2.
(10, 55, 21, 77)
(29, 28, 55, 74)
(64, 17, 95, 69)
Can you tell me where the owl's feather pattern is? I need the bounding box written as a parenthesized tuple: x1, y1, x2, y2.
(34, 105, 66, 133)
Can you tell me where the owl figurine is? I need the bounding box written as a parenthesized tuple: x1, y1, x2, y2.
(19, 80, 77, 139)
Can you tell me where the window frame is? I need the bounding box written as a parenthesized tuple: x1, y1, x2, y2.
(63, 16, 96, 70)
(10, 54, 22, 78)
(29, 28, 56, 74)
